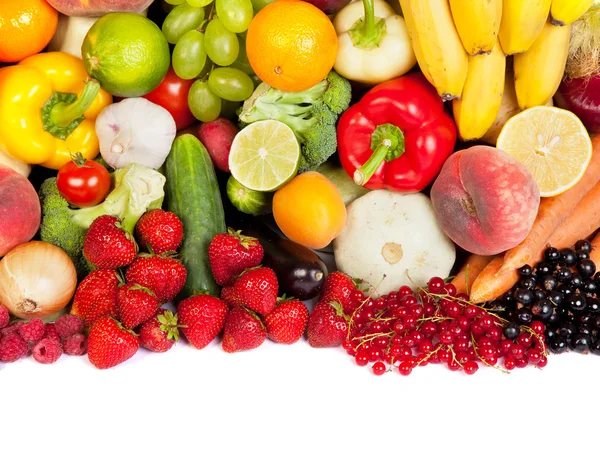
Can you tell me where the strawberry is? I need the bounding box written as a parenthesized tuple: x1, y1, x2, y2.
(307, 301, 348, 348)
(87, 316, 140, 369)
(222, 307, 266, 353)
(83, 215, 137, 269)
(208, 228, 264, 286)
(319, 271, 357, 313)
(125, 254, 187, 303)
(139, 309, 180, 353)
(135, 209, 184, 254)
(220, 285, 240, 308)
(178, 295, 228, 349)
(117, 283, 160, 329)
(71, 269, 120, 327)
(264, 298, 309, 344)
(230, 266, 278, 315)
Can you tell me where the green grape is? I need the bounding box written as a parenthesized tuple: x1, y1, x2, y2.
(188, 80, 222, 122)
(208, 67, 254, 102)
(204, 18, 240, 67)
(173, 30, 207, 80)
(162, 3, 205, 44)
(216, 0, 254, 33)
(250, 0, 274, 11)
(165, 0, 185, 5)
(229, 36, 253, 75)
(187, 0, 213, 6)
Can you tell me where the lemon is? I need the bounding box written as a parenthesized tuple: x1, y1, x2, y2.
(496, 106, 593, 197)
(82, 13, 170, 98)
(229, 120, 300, 192)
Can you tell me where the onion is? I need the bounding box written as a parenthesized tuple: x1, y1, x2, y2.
(96, 98, 177, 170)
(555, 76, 600, 132)
(0, 241, 77, 319)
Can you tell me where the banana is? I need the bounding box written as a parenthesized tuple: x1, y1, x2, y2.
(402, 0, 468, 100)
(498, 0, 552, 55)
(449, 0, 502, 55)
(452, 40, 506, 141)
(550, 0, 595, 26)
(514, 20, 571, 110)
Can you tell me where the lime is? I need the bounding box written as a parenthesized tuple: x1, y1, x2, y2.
(229, 120, 300, 192)
(227, 176, 273, 216)
(82, 13, 170, 97)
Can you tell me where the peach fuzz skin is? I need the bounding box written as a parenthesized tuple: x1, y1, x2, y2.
(430, 145, 540, 255)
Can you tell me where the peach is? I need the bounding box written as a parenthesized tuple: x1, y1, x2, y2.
(430, 145, 539, 255)
(47, 0, 153, 16)
(0, 165, 41, 256)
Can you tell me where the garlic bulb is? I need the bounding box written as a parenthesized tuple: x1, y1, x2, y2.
(96, 98, 176, 170)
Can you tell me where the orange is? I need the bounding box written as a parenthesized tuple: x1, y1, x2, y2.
(0, 0, 58, 63)
(246, 0, 338, 92)
(273, 172, 347, 249)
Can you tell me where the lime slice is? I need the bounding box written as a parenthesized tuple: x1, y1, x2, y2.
(229, 120, 300, 192)
(496, 106, 592, 197)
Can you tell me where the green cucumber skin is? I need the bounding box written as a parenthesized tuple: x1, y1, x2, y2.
(165, 134, 226, 299)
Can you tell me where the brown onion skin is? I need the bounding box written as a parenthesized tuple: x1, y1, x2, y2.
(555, 76, 600, 133)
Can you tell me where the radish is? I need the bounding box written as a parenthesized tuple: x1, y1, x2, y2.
(197, 118, 239, 172)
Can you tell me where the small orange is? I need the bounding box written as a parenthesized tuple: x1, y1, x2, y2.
(273, 172, 347, 249)
(246, 0, 338, 92)
(0, 0, 58, 63)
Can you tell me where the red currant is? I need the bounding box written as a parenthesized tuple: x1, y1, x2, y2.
(438, 349, 451, 363)
(456, 316, 470, 331)
(343, 340, 356, 356)
(439, 330, 454, 344)
(389, 345, 403, 358)
(464, 305, 479, 319)
(375, 298, 387, 311)
(383, 352, 394, 364)
(484, 354, 498, 366)
(445, 302, 461, 318)
(516, 333, 532, 348)
(444, 283, 457, 297)
(423, 303, 436, 316)
(391, 334, 404, 346)
(503, 356, 517, 370)
(372, 361, 386, 376)
(447, 358, 461, 371)
(471, 322, 485, 336)
(527, 348, 542, 365)
(515, 356, 529, 368)
(453, 337, 469, 352)
(374, 336, 389, 348)
(486, 325, 503, 341)
(399, 346, 413, 359)
(500, 339, 513, 355)
(351, 290, 365, 303)
(479, 314, 494, 330)
(537, 356, 548, 368)
(511, 344, 525, 359)
(355, 351, 369, 366)
(398, 286, 413, 298)
(369, 322, 384, 334)
(455, 351, 470, 364)
(404, 315, 417, 330)
(409, 304, 424, 317)
(387, 299, 401, 310)
(416, 354, 429, 366)
(392, 321, 405, 335)
(419, 339, 434, 354)
(421, 322, 437, 336)
(398, 361, 413, 375)
(388, 292, 399, 301)
(456, 293, 470, 302)
(369, 347, 383, 362)
(463, 360, 479, 375)
(530, 320, 545, 335)
(428, 277, 445, 294)
(396, 307, 408, 319)
(404, 296, 417, 307)
(403, 335, 417, 348)
(477, 336, 493, 348)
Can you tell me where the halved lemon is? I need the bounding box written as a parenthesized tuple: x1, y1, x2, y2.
(229, 120, 300, 192)
(496, 106, 592, 197)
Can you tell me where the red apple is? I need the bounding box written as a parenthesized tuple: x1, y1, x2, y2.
(430, 145, 540, 255)
(303, 0, 352, 15)
(46, 0, 153, 16)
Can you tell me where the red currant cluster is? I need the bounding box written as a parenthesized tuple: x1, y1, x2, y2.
(342, 277, 548, 376)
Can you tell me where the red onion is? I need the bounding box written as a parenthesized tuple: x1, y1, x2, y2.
(555, 76, 600, 133)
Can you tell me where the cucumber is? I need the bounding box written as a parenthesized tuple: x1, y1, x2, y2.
(165, 135, 226, 298)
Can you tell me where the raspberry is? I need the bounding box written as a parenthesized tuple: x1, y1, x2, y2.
(62, 334, 88, 356)
(55, 315, 83, 338)
(0, 321, 22, 338)
(0, 334, 28, 363)
(0, 304, 9, 329)
(18, 319, 45, 343)
(32, 339, 62, 364)
(43, 323, 62, 345)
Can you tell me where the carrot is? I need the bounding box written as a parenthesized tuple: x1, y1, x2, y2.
(588, 233, 600, 269)
(498, 134, 600, 274)
(471, 181, 600, 303)
(452, 254, 494, 294)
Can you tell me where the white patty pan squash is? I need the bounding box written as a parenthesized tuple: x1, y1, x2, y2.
(334, 190, 456, 296)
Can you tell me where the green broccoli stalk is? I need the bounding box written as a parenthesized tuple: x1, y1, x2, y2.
(238, 71, 352, 172)
(39, 178, 89, 277)
(71, 163, 166, 233)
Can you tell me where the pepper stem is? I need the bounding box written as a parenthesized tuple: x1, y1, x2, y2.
(348, 0, 387, 50)
(353, 123, 405, 186)
(363, 0, 376, 38)
(50, 80, 101, 128)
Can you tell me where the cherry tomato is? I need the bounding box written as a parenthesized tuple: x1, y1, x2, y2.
(57, 156, 111, 208)
(143, 66, 196, 130)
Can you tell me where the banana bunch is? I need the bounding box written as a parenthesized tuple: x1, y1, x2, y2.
(399, 0, 592, 141)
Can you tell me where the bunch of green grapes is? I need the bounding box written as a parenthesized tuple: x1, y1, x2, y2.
(163, 0, 257, 122)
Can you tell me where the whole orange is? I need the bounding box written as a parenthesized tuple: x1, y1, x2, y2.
(246, 0, 338, 92)
(0, 0, 58, 63)
(273, 172, 347, 249)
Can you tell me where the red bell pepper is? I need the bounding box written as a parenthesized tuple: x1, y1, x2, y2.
(337, 73, 457, 192)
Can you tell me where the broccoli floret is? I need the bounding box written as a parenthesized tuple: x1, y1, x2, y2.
(38, 178, 89, 278)
(238, 71, 351, 172)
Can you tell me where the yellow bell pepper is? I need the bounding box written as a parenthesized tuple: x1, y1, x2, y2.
(0, 52, 112, 170)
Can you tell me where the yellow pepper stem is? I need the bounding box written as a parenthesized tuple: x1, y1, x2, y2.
(50, 80, 101, 128)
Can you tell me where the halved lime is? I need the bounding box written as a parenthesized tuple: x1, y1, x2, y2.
(229, 120, 300, 192)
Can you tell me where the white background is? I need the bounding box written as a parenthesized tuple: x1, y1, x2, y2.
(2, 337, 600, 450)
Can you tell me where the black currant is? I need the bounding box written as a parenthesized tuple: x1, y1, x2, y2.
(541, 275, 557, 291)
(516, 308, 533, 326)
(576, 240, 593, 253)
(587, 298, 600, 314)
(514, 288, 534, 306)
(535, 262, 553, 276)
(533, 289, 547, 302)
(518, 265, 533, 277)
(549, 335, 568, 354)
(558, 322, 577, 338)
(545, 247, 561, 262)
(547, 290, 563, 306)
(545, 328, 557, 340)
(519, 276, 537, 291)
(577, 250, 591, 261)
(503, 322, 520, 340)
(570, 334, 592, 353)
(578, 314, 593, 325)
(568, 294, 588, 313)
(532, 299, 553, 320)
(556, 267, 572, 283)
(561, 249, 577, 267)
(590, 339, 600, 355)
(595, 315, 600, 330)
(577, 259, 596, 279)
(578, 324, 593, 336)
(558, 284, 574, 298)
(570, 273, 584, 290)
(547, 311, 561, 325)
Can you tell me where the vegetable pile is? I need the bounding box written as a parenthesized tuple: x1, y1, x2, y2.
(1, 0, 600, 375)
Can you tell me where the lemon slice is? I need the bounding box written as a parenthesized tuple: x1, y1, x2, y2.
(229, 120, 300, 192)
(496, 106, 592, 197)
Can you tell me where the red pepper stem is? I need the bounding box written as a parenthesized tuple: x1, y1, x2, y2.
(354, 140, 392, 186)
(50, 79, 101, 128)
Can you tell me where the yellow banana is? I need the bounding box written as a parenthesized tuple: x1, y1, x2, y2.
(514, 20, 571, 110)
(550, 0, 595, 26)
(498, 0, 552, 55)
(449, 0, 502, 55)
(402, 0, 468, 100)
(452, 40, 506, 141)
